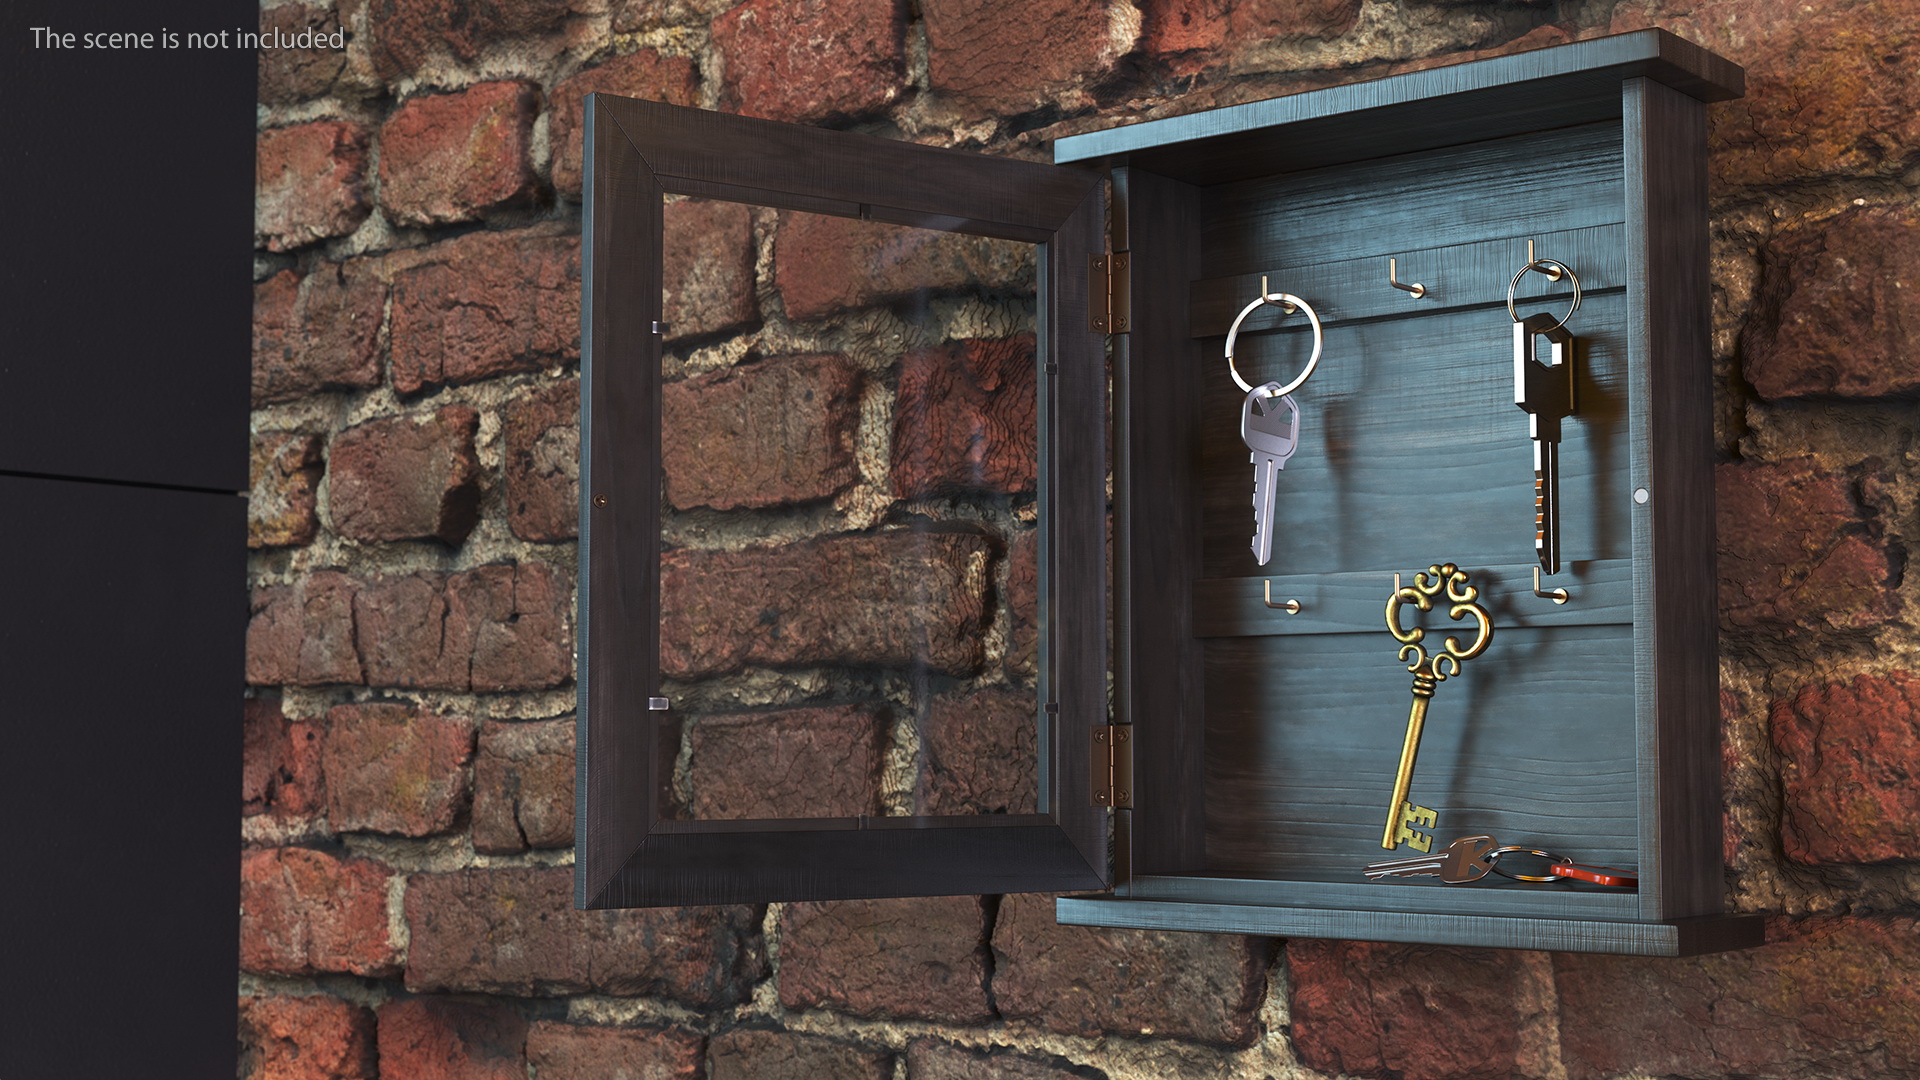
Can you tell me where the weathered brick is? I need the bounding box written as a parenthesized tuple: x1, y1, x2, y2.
(473, 718, 576, 853)
(504, 380, 580, 542)
(369, 0, 576, 80)
(249, 431, 325, 549)
(376, 998, 527, 1080)
(256, 122, 371, 252)
(550, 51, 701, 198)
(1556, 916, 1920, 1079)
(774, 212, 1035, 323)
(355, 563, 573, 691)
(711, 1030, 890, 1080)
(663, 199, 759, 342)
(239, 994, 377, 1080)
(993, 892, 1269, 1045)
(907, 1041, 1101, 1080)
(916, 688, 1036, 816)
(252, 261, 386, 406)
(1742, 204, 1920, 399)
(527, 1023, 705, 1080)
(244, 697, 326, 819)
(923, 0, 1129, 114)
(659, 531, 993, 679)
(327, 405, 482, 545)
(247, 571, 364, 687)
(779, 896, 992, 1024)
(404, 867, 766, 1005)
(322, 703, 474, 837)
(1287, 939, 1529, 1079)
(1143, 0, 1364, 75)
(1771, 672, 1920, 864)
(239, 847, 400, 977)
(257, 4, 349, 105)
(684, 705, 887, 820)
(1612, 0, 1920, 188)
(389, 229, 580, 395)
(892, 336, 1037, 499)
(378, 82, 541, 227)
(1004, 528, 1038, 682)
(713, 0, 906, 124)
(1716, 458, 1901, 635)
(662, 354, 861, 511)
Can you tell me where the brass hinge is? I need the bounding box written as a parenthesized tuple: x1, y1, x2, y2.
(1089, 252, 1131, 334)
(1091, 725, 1133, 808)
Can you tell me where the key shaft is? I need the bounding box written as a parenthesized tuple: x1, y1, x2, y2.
(1381, 676, 1436, 849)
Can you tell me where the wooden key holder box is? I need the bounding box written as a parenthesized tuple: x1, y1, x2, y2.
(577, 29, 1763, 956)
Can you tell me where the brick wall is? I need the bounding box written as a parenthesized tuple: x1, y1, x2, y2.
(241, 1, 1920, 1077)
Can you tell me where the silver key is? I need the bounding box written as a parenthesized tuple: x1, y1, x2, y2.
(1241, 384, 1299, 567)
(1364, 834, 1498, 883)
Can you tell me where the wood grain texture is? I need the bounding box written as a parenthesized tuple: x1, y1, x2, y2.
(1057, 895, 1764, 957)
(1053, 29, 1742, 183)
(578, 95, 1109, 909)
(1623, 78, 1721, 922)
(1113, 167, 1209, 876)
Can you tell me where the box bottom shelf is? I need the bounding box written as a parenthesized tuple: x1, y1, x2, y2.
(1055, 892, 1764, 956)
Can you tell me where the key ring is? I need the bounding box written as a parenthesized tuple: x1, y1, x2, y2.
(1485, 845, 1568, 883)
(1506, 259, 1582, 334)
(1225, 291, 1323, 397)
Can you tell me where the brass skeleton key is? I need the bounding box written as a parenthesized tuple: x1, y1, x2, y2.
(1381, 564, 1494, 850)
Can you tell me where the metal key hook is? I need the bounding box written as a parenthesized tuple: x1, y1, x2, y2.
(1225, 283, 1323, 397)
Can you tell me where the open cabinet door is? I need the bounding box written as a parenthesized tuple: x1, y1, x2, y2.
(578, 94, 1109, 909)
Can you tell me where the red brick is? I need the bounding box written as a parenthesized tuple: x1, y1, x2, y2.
(711, 1030, 890, 1080)
(1144, 0, 1369, 75)
(404, 867, 765, 1005)
(1770, 672, 1920, 864)
(1613, 0, 1920, 188)
(550, 51, 701, 198)
(378, 82, 541, 227)
(774, 212, 1034, 323)
(662, 199, 760, 342)
(252, 262, 386, 406)
(916, 687, 1036, 815)
(1287, 939, 1528, 1078)
(1555, 916, 1920, 1079)
(1716, 458, 1901, 634)
(683, 705, 887, 820)
(354, 563, 573, 691)
(779, 896, 992, 1024)
(389, 229, 580, 395)
(1004, 528, 1038, 682)
(907, 1041, 1098, 1080)
(327, 405, 483, 545)
(238, 994, 377, 1080)
(376, 998, 527, 1080)
(257, 5, 349, 105)
(369, 0, 576, 80)
(247, 571, 364, 687)
(239, 847, 399, 977)
(713, 0, 906, 124)
(892, 336, 1037, 499)
(472, 718, 575, 853)
(256, 122, 371, 252)
(662, 354, 862, 511)
(993, 891, 1269, 1045)
(922, 0, 1124, 114)
(249, 431, 325, 549)
(1742, 204, 1920, 399)
(243, 697, 327, 819)
(527, 1023, 705, 1080)
(503, 380, 580, 543)
(322, 703, 474, 836)
(659, 531, 993, 679)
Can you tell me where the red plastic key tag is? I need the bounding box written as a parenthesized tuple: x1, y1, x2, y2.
(1547, 862, 1638, 888)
